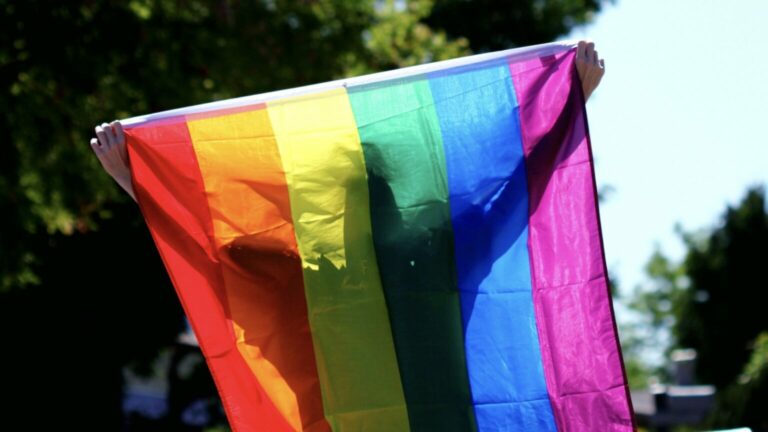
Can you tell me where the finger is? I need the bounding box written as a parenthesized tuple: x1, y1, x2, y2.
(95, 125, 111, 148)
(600, 58, 605, 69)
(90, 137, 103, 152)
(112, 120, 125, 144)
(577, 40, 586, 60)
(101, 122, 117, 146)
(96, 123, 114, 147)
(585, 42, 595, 63)
(592, 49, 599, 65)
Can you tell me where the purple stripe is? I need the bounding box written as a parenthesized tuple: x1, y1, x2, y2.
(510, 49, 635, 431)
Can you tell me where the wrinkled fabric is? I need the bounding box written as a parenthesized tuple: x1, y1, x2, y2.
(512, 50, 635, 431)
(122, 41, 634, 432)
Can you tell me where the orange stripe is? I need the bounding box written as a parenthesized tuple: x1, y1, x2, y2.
(186, 108, 329, 431)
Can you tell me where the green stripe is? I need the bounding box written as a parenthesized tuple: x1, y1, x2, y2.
(349, 78, 477, 431)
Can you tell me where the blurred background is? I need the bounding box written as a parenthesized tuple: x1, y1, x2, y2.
(1, 0, 765, 430)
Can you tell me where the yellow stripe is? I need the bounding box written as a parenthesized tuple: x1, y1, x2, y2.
(267, 88, 410, 431)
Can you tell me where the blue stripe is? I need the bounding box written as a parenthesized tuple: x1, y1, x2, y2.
(428, 61, 558, 431)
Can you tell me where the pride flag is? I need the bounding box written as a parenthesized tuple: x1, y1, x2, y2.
(120, 41, 634, 431)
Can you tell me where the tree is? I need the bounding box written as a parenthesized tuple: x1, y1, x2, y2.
(424, 0, 607, 53)
(630, 185, 768, 429)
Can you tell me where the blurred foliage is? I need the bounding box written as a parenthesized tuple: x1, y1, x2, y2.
(617, 318, 655, 390)
(0, 0, 603, 427)
(424, 0, 608, 52)
(629, 185, 768, 429)
(709, 331, 768, 430)
(343, 0, 471, 75)
(677, 187, 768, 390)
(623, 245, 689, 385)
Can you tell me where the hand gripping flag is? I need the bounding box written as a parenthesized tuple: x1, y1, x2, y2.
(120, 40, 635, 431)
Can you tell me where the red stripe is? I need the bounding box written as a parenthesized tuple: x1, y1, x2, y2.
(125, 117, 294, 432)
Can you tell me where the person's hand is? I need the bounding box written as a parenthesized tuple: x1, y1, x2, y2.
(91, 120, 137, 202)
(576, 40, 605, 101)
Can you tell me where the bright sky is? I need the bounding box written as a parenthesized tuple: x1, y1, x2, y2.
(563, 0, 768, 301)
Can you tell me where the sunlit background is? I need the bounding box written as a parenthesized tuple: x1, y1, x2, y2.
(569, 0, 768, 317)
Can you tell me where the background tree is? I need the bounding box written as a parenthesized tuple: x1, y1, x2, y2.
(424, 0, 605, 52)
(0, 0, 606, 428)
(629, 185, 768, 430)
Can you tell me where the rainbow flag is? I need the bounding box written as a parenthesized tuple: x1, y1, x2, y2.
(120, 41, 634, 431)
